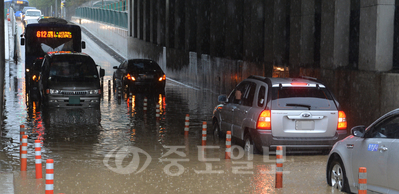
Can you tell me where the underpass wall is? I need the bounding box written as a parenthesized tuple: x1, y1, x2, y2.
(306, 69, 399, 129)
(71, 17, 128, 58)
(72, 17, 399, 130)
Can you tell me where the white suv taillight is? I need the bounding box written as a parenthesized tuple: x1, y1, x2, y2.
(257, 110, 271, 130)
(337, 111, 347, 130)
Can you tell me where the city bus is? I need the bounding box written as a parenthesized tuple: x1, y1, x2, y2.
(21, 17, 86, 98)
(4, 0, 29, 19)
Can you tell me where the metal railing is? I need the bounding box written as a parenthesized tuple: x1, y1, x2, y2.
(101, 0, 127, 11)
(75, 7, 128, 29)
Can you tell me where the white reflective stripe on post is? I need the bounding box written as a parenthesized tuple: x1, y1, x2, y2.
(45, 184, 54, 190)
(46, 163, 53, 169)
(46, 173, 54, 180)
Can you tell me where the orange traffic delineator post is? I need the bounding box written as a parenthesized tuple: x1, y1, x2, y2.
(275, 146, 283, 188)
(202, 122, 207, 146)
(184, 114, 190, 136)
(225, 131, 231, 159)
(35, 140, 42, 179)
(358, 167, 367, 194)
(45, 159, 54, 194)
(20, 125, 25, 157)
(21, 135, 28, 171)
(156, 104, 160, 119)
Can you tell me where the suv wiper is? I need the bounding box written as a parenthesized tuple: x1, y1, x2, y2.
(286, 103, 311, 110)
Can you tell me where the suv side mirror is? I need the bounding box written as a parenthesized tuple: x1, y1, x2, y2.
(81, 41, 86, 49)
(351, 125, 366, 137)
(218, 95, 227, 103)
(21, 37, 25, 45)
(100, 68, 105, 78)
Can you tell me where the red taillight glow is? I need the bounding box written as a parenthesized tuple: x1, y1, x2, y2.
(127, 74, 135, 81)
(337, 111, 347, 130)
(46, 89, 49, 94)
(291, 82, 308, 86)
(159, 74, 166, 81)
(257, 110, 271, 130)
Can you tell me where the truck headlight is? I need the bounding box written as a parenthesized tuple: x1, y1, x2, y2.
(49, 89, 61, 94)
(89, 90, 100, 94)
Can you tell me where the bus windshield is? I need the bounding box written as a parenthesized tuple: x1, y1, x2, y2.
(24, 23, 83, 71)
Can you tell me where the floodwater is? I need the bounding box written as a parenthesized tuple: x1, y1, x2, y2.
(0, 22, 345, 194)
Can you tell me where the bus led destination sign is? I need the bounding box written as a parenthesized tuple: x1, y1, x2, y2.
(36, 31, 72, 39)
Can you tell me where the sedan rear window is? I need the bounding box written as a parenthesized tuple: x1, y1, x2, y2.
(271, 87, 337, 110)
(128, 61, 162, 71)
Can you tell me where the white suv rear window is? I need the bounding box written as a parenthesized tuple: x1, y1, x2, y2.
(271, 87, 337, 110)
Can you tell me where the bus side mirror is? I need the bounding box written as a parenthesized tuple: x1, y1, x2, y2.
(100, 68, 105, 78)
(21, 37, 25, 45)
(81, 41, 86, 49)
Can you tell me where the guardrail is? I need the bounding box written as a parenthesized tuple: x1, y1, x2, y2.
(75, 7, 128, 29)
(101, 0, 127, 11)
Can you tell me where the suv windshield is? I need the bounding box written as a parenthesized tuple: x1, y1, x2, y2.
(271, 87, 336, 110)
(26, 11, 41, 16)
(48, 55, 98, 82)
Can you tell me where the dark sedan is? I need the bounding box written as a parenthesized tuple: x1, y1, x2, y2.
(113, 59, 166, 92)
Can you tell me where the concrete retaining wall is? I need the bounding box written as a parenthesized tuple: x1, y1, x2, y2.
(71, 16, 128, 58)
(73, 17, 399, 130)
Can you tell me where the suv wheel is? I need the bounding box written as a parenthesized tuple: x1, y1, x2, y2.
(244, 133, 259, 154)
(213, 122, 222, 140)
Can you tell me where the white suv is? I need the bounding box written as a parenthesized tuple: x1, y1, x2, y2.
(212, 75, 348, 153)
(23, 9, 41, 25)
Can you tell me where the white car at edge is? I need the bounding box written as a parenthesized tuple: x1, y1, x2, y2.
(326, 108, 399, 193)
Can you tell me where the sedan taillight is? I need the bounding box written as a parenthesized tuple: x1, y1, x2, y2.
(159, 74, 166, 81)
(337, 111, 347, 130)
(257, 110, 271, 130)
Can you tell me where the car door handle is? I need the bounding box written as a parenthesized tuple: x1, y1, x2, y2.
(378, 146, 388, 152)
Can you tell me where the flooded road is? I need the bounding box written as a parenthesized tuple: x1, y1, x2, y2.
(0, 22, 345, 194)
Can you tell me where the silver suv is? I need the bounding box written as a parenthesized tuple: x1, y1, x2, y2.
(212, 75, 348, 153)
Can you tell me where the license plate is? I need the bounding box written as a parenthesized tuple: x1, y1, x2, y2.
(295, 120, 315, 130)
(141, 74, 154, 79)
(69, 96, 80, 104)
